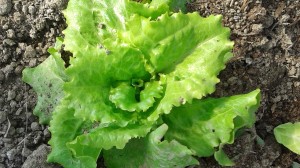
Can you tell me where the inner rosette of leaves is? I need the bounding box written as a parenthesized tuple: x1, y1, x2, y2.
(22, 0, 261, 168)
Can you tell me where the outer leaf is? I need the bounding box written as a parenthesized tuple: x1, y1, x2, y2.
(66, 123, 152, 159)
(169, 0, 187, 13)
(214, 148, 235, 166)
(62, 0, 171, 57)
(47, 99, 101, 168)
(122, 13, 232, 73)
(22, 39, 68, 124)
(274, 122, 300, 155)
(103, 124, 198, 168)
(163, 90, 260, 165)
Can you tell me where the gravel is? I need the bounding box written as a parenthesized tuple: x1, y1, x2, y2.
(0, 0, 12, 15)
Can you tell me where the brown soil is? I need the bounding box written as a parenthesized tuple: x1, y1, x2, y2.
(0, 0, 299, 167)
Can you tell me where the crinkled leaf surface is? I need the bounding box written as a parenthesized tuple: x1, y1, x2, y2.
(169, 0, 187, 13)
(124, 13, 234, 121)
(47, 99, 101, 168)
(64, 46, 153, 125)
(63, 0, 233, 124)
(274, 122, 300, 155)
(63, 0, 172, 56)
(22, 39, 68, 124)
(67, 122, 152, 153)
(163, 90, 260, 165)
(103, 124, 198, 168)
(23, 0, 262, 167)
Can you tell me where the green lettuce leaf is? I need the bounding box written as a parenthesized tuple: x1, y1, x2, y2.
(62, 0, 171, 57)
(163, 89, 260, 165)
(103, 124, 199, 168)
(47, 99, 101, 168)
(169, 0, 187, 13)
(22, 38, 69, 124)
(109, 81, 163, 112)
(214, 147, 235, 166)
(274, 122, 300, 155)
(66, 123, 152, 159)
(64, 46, 151, 125)
(123, 13, 233, 121)
(22, 0, 262, 167)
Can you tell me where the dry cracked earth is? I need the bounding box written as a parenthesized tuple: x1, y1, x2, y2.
(0, 0, 299, 167)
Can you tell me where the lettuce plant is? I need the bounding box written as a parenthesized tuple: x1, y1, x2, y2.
(22, 0, 261, 167)
(274, 122, 300, 155)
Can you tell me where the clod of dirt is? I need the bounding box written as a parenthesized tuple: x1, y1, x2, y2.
(0, 0, 12, 15)
(30, 122, 40, 131)
(21, 144, 58, 168)
(7, 90, 16, 101)
(0, 111, 7, 124)
(21, 147, 32, 158)
(6, 149, 18, 161)
(24, 46, 37, 58)
(44, 0, 68, 9)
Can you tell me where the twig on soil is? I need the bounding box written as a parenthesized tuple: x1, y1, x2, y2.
(241, 0, 250, 11)
(4, 117, 11, 138)
(230, 0, 234, 7)
(17, 132, 33, 146)
(233, 30, 257, 36)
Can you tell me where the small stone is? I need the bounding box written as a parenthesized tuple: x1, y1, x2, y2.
(15, 93, 22, 102)
(227, 77, 238, 85)
(9, 100, 17, 110)
(6, 29, 15, 38)
(8, 126, 15, 135)
(22, 5, 28, 14)
(36, 18, 46, 31)
(22, 147, 32, 157)
(7, 90, 16, 101)
(251, 24, 263, 34)
(16, 127, 25, 134)
(3, 39, 16, 46)
(43, 128, 50, 138)
(293, 82, 300, 88)
(13, 12, 23, 23)
(28, 5, 35, 15)
(15, 107, 22, 115)
(2, 137, 12, 143)
(245, 57, 253, 65)
(29, 28, 37, 39)
(24, 46, 36, 58)
(14, 65, 24, 75)
(263, 15, 274, 28)
(29, 58, 37, 67)
(0, 111, 7, 124)
(2, 24, 9, 30)
(14, 2, 21, 11)
(31, 122, 40, 131)
(0, 0, 12, 15)
(6, 148, 17, 160)
(280, 14, 290, 23)
(288, 66, 297, 77)
(22, 144, 57, 168)
(33, 132, 42, 144)
(0, 70, 5, 81)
